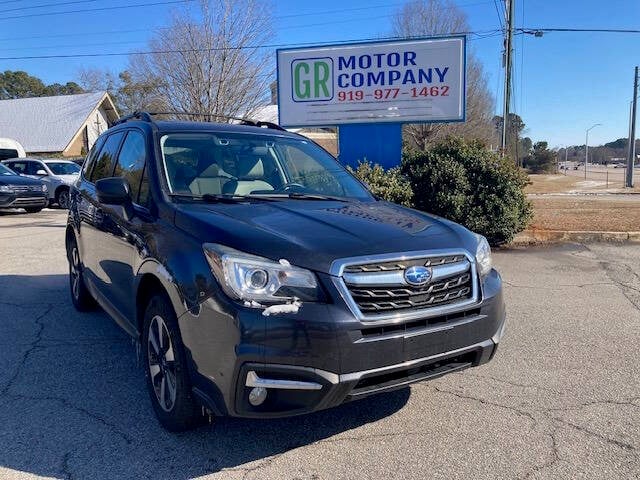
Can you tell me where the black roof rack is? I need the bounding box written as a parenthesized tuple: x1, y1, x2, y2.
(111, 111, 287, 132)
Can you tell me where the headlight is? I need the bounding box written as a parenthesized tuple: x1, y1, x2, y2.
(203, 243, 320, 305)
(475, 234, 492, 280)
(41, 184, 48, 192)
(0, 185, 14, 193)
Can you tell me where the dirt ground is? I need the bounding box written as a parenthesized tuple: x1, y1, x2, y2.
(526, 172, 640, 194)
(529, 195, 640, 232)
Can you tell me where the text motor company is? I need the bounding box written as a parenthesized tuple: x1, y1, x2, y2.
(277, 37, 466, 127)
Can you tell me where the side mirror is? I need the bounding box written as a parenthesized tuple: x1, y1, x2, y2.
(96, 177, 131, 206)
(36, 169, 47, 176)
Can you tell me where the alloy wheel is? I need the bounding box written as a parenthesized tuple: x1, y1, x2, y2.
(59, 191, 70, 209)
(147, 315, 177, 412)
(70, 246, 81, 300)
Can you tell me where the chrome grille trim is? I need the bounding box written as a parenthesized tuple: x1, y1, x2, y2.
(330, 249, 480, 324)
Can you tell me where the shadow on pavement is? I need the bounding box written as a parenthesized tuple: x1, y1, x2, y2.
(0, 274, 410, 479)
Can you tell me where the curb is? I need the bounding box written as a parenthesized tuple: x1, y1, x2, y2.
(511, 230, 640, 246)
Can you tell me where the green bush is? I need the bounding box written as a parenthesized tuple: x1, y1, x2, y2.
(348, 161, 414, 207)
(401, 138, 532, 245)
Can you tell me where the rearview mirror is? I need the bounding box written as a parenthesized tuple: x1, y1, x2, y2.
(96, 177, 131, 206)
(36, 169, 47, 176)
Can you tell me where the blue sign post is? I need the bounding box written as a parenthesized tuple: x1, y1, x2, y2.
(337, 124, 403, 169)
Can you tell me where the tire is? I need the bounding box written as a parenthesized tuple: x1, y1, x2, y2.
(68, 237, 96, 311)
(142, 295, 202, 432)
(24, 207, 42, 213)
(56, 188, 70, 209)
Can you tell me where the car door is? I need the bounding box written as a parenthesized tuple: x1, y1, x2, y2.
(28, 160, 54, 199)
(93, 129, 152, 325)
(76, 131, 126, 296)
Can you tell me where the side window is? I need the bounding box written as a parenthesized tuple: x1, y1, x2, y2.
(89, 132, 124, 183)
(83, 135, 106, 177)
(27, 162, 44, 175)
(113, 130, 149, 207)
(8, 162, 26, 174)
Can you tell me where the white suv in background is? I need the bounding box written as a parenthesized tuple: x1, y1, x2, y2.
(2, 158, 81, 209)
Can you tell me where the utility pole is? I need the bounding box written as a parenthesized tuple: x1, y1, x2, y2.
(626, 66, 638, 188)
(500, 0, 515, 160)
(585, 123, 601, 179)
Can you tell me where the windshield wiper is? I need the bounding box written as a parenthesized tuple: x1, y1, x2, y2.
(251, 192, 349, 202)
(168, 193, 276, 203)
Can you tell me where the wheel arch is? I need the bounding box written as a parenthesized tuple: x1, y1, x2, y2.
(55, 184, 70, 198)
(65, 225, 76, 261)
(135, 262, 187, 337)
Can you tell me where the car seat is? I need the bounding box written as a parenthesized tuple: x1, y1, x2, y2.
(222, 157, 273, 195)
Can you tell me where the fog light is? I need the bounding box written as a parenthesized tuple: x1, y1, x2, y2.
(248, 386, 267, 406)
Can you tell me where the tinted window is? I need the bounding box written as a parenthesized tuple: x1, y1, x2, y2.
(46, 162, 80, 175)
(27, 161, 45, 175)
(89, 132, 124, 183)
(7, 161, 27, 174)
(0, 149, 19, 161)
(0, 164, 16, 176)
(83, 135, 106, 177)
(113, 131, 148, 206)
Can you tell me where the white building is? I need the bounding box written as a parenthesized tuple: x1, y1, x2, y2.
(0, 91, 118, 157)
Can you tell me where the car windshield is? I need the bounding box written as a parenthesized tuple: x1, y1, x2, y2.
(0, 164, 16, 176)
(45, 162, 80, 175)
(159, 132, 372, 200)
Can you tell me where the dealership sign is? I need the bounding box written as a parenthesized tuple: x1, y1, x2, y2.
(276, 36, 466, 127)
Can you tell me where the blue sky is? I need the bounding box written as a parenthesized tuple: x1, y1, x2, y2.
(0, 0, 638, 147)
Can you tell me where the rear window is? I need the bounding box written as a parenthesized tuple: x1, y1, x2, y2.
(0, 149, 19, 161)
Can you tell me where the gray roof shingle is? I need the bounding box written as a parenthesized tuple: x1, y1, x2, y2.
(0, 92, 108, 152)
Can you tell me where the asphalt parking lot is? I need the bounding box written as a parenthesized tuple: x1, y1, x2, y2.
(0, 209, 638, 479)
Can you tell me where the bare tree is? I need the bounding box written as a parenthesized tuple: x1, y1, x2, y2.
(78, 68, 165, 115)
(129, 0, 274, 121)
(392, 0, 497, 149)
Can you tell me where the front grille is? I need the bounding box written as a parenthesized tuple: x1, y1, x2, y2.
(360, 308, 481, 338)
(11, 185, 42, 193)
(349, 351, 477, 397)
(338, 252, 477, 318)
(344, 254, 465, 273)
(11, 197, 46, 206)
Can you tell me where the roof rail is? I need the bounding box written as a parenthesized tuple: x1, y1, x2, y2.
(110, 111, 153, 126)
(111, 110, 287, 132)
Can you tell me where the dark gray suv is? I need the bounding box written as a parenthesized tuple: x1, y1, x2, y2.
(66, 112, 505, 431)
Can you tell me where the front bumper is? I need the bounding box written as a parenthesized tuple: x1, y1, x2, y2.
(179, 269, 505, 418)
(0, 192, 48, 209)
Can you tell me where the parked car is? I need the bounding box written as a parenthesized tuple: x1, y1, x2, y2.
(2, 158, 80, 209)
(66, 113, 505, 431)
(0, 137, 26, 161)
(0, 163, 48, 213)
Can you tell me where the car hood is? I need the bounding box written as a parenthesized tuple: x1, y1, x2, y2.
(55, 174, 79, 184)
(0, 175, 43, 186)
(174, 199, 477, 274)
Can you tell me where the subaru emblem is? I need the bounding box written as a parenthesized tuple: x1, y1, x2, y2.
(404, 266, 432, 286)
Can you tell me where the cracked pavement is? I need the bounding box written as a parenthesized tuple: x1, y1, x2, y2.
(0, 209, 638, 479)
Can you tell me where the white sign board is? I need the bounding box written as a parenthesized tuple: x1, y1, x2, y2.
(276, 36, 466, 127)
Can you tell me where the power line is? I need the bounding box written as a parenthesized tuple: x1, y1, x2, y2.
(518, 27, 640, 34)
(0, 0, 194, 21)
(492, 0, 505, 31)
(1, 0, 98, 14)
(0, 31, 503, 60)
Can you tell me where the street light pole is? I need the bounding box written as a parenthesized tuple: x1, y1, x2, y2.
(626, 66, 638, 188)
(585, 123, 601, 180)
